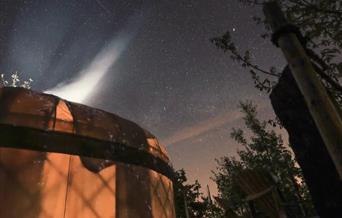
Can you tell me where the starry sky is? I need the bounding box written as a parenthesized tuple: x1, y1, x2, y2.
(0, 0, 285, 193)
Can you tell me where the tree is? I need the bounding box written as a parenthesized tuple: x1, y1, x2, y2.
(1, 72, 33, 88)
(174, 169, 201, 218)
(211, 0, 342, 103)
(212, 102, 316, 217)
(173, 169, 223, 218)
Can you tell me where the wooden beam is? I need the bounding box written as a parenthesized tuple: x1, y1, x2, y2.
(263, 1, 342, 179)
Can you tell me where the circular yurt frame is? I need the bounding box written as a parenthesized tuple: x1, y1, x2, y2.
(0, 87, 175, 218)
(0, 87, 173, 179)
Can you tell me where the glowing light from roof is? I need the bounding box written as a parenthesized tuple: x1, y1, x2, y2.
(45, 34, 130, 104)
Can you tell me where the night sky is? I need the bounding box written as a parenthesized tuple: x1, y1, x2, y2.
(0, 0, 285, 193)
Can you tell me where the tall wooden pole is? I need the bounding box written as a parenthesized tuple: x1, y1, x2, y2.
(207, 185, 212, 205)
(263, 1, 342, 179)
(183, 193, 190, 218)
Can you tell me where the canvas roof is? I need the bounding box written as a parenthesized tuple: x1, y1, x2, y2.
(0, 87, 173, 179)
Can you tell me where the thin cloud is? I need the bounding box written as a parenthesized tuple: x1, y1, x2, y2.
(161, 109, 242, 146)
(162, 103, 268, 146)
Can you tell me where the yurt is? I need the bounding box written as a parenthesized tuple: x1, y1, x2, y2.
(0, 87, 175, 218)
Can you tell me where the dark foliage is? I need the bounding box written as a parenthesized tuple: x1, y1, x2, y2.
(212, 102, 316, 217)
(211, 0, 342, 101)
(174, 169, 223, 218)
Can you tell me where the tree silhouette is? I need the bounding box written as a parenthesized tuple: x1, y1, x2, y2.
(213, 102, 316, 217)
(211, 0, 342, 103)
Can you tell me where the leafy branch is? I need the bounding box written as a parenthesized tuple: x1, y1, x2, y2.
(0, 72, 33, 89)
(212, 0, 342, 97)
(211, 31, 280, 93)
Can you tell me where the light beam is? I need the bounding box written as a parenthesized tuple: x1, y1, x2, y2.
(45, 32, 132, 103)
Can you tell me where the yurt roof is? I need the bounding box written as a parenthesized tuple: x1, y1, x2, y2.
(0, 87, 174, 179)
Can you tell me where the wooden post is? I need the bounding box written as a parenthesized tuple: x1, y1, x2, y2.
(263, 1, 342, 180)
(183, 193, 190, 218)
(207, 185, 213, 205)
